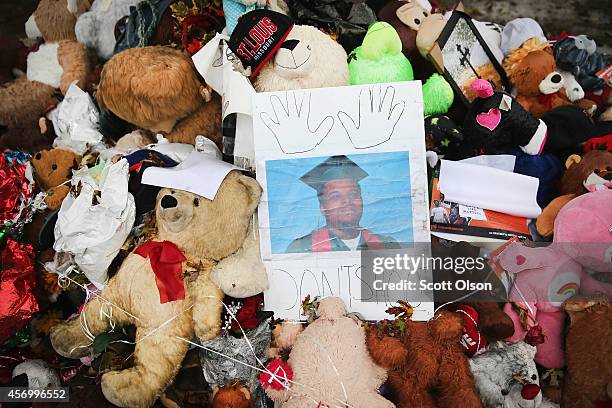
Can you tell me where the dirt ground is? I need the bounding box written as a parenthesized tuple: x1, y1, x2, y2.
(0, 0, 609, 50)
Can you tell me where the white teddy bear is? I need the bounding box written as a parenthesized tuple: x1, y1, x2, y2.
(75, 0, 140, 60)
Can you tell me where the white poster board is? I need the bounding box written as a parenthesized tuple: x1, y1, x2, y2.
(253, 82, 433, 320)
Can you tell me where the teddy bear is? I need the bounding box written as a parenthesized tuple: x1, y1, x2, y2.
(0, 0, 93, 144)
(96, 46, 222, 147)
(211, 382, 253, 408)
(253, 25, 349, 92)
(498, 188, 612, 369)
(31, 148, 82, 210)
(262, 296, 394, 408)
(562, 295, 612, 407)
(75, 0, 141, 60)
(535, 150, 612, 238)
(469, 341, 558, 408)
(431, 240, 515, 346)
(265, 320, 303, 361)
(0, 117, 56, 154)
(503, 38, 595, 118)
(365, 307, 484, 408)
(50, 170, 262, 407)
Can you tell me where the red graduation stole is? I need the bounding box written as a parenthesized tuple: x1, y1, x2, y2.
(311, 228, 384, 252)
(134, 241, 186, 304)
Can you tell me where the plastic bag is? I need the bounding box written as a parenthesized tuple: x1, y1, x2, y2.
(53, 159, 136, 288)
(50, 82, 106, 155)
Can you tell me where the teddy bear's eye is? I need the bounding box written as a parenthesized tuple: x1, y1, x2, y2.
(193, 198, 200, 207)
(501, 389, 509, 395)
(414, 18, 421, 25)
(531, 374, 537, 380)
(35, 153, 41, 160)
(423, 11, 428, 16)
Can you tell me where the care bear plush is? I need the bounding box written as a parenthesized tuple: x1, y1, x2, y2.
(75, 0, 141, 60)
(0, 0, 92, 141)
(96, 46, 222, 147)
(262, 296, 393, 408)
(50, 169, 262, 408)
(499, 188, 612, 369)
(365, 308, 484, 408)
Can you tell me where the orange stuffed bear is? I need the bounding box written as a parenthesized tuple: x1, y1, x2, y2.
(503, 38, 595, 118)
(365, 307, 484, 408)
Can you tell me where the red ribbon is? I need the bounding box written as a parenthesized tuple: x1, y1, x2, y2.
(134, 241, 187, 304)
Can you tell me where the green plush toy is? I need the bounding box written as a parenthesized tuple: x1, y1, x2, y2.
(348, 22, 414, 85)
(423, 73, 454, 116)
(349, 22, 454, 115)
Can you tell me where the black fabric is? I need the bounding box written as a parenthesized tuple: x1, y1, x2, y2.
(98, 109, 135, 142)
(285, 0, 377, 53)
(541, 105, 594, 155)
(424, 115, 465, 160)
(113, 0, 175, 56)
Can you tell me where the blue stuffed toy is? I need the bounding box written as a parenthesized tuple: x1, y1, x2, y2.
(223, 0, 267, 35)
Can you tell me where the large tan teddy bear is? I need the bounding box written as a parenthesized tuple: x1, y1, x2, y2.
(96, 46, 222, 147)
(264, 297, 394, 408)
(50, 170, 262, 408)
(0, 0, 92, 134)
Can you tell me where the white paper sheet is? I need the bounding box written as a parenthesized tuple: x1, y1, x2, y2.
(460, 154, 516, 172)
(439, 159, 541, 219)
(141, 151, 240, 200)
(253, 82, 433, 321)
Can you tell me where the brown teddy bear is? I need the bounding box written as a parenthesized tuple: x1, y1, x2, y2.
(535, 149, 612, 237)
(0, 0, 93, 144)
(563, 296, 611, 408)
(503, 38, 594, 118)
(0, 117, 56, 154)
(50, 170, 261, 408)
(365, 308, 484, 408)
(31, 148, 82, 210)
(211, 382, 252, 408)
(96, 46, 222, 147)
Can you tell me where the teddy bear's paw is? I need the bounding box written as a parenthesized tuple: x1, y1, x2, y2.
(194, 321, 221, 341)
(49, 321, 92, 359)
(101, 369, 158, 408)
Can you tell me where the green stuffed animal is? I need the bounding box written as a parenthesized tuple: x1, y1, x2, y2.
(348, 22, 413, 85)
(349, 22, 453, 116)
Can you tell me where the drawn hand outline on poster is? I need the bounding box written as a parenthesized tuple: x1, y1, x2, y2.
(253, 82, 433, 321)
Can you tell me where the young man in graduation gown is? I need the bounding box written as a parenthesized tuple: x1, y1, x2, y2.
(286, 155, 401, 253)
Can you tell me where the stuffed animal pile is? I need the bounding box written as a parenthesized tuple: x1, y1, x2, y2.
(0, 1, 610, 408)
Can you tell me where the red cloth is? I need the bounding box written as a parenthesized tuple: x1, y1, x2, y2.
(134, 241, 187, 304)
(0, 154, 32, 227)
(0, 239, 38, 345)
(260, 358, 293, 391)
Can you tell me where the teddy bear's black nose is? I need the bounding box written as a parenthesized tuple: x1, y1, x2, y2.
(551, 74, 562, 83)
(161, 195, 178, 209)
(51, 164, 57, 170)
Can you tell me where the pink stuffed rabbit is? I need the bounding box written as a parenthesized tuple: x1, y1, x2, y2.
(499, 188, 612, 368)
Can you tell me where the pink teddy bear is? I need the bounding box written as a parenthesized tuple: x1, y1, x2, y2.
(499, 188, 612, 369)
